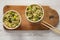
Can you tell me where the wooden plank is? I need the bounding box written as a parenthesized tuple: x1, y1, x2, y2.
(3, 5, 59, 30)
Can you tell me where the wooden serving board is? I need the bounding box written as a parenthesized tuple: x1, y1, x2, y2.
(3, 5, 59, 30)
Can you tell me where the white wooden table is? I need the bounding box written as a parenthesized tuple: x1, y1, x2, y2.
(0, 0, 60, 40)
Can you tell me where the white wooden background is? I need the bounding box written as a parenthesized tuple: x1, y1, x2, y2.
(0, 0, 60, 40)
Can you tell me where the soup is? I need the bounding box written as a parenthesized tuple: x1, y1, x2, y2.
(3, 10, 21, 29)
(26, 4, 44, 22)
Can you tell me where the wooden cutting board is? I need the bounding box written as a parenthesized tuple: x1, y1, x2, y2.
(3, 5, 59, 30)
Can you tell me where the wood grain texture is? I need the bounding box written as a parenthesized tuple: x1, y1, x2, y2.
(3, 5, 59, 30)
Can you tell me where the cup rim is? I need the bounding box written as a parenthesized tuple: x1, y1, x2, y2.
(3, 10, 21, 29)
(25, 4, 44, 23)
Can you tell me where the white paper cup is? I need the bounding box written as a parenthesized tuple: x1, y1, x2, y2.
(3, 10, 21, 29)
(25, 4, 44, 23)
